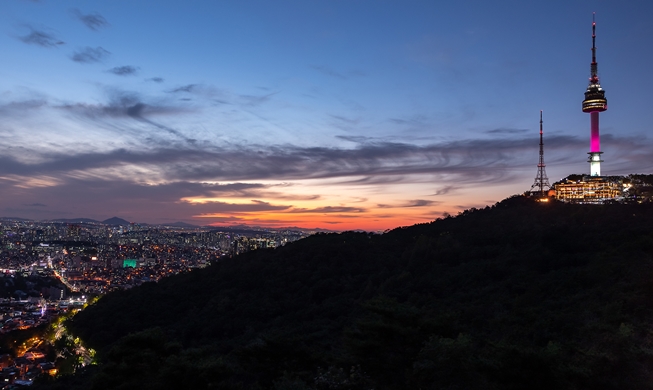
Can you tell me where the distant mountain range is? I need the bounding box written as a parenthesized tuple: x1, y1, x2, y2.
(101, 217, 132, 226)
(39, 217, 132, 226)
(0, 216, 132, 226)
(0, 217, 34, 222)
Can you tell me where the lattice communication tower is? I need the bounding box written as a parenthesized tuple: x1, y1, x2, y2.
(530, 110, 551, 196)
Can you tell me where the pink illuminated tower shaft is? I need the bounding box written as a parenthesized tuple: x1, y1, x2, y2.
(582, 13, 607, 176)
(590, 112, 600, 152)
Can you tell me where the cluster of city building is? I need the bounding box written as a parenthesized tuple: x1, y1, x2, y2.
(0, 292, 74, 386)
(0, 297, 63, 334)
(0, 221, 309, 295)
(0, 346, 57, 387)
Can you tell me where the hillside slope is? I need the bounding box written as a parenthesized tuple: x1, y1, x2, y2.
(43, 196, 653, 389)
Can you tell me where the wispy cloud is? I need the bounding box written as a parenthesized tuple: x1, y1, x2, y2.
(0, 99, 48, 116)
(310, 65, 365, 80)
(191, 200, 292, 214)
(71, 46, 110, 63)
(239, 92, 277, 106)
(336, 135, 373, 143)
(169, 84, 197, 93)
(18, 28, 64, 47)
(0, 135, 557, 182)
(107, 66, 139, 76)
(329, 114, 360, 125)
(434, 185, 458, 195)
(486, 128, 528, 134)
(166, 84, 230, 104)
(403, 199, 436, 207)
(389, 115, 428, 126)
(148, 77, 164, 83)
(71, 9, 109, 31)
(377, 199, 439, 208)
(58, 93, 194, 142)
(184, 183, 321, 201)
(58, 98, 185, 121)
(0, 89, 197, 147)
(288, 206, 366, 214)
(310, 65, 347, 80)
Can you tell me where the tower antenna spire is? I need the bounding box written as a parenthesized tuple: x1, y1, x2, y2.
(530, 110, 551, 196)
(590, 12, 598, 84)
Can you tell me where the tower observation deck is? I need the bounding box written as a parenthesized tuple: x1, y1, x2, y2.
(582, 13, 607, 176)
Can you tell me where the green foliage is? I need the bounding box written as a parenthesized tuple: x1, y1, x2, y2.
(413, 334, 486, 389)
(87, 328, 242, 390)
(36, 197, 653, 389)
(312, 366, 372, 390)
(345, 297, 424, 388)
(273, 375, 312, 390)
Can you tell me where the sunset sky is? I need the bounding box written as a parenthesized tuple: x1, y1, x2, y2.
(2, 1, 653, 231)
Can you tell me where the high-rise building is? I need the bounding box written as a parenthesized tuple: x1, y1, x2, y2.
(582, 13, 608, 176)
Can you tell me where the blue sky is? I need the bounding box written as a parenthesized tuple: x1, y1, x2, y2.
(1, 0, 652, 230)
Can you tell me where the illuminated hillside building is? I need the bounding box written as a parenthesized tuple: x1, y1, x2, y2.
(554, 176, 624, 204)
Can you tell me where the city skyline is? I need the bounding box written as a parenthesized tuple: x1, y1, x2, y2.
(2, 1, 653, 231)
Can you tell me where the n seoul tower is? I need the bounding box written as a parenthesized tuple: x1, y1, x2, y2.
(582, 13, 608, 176)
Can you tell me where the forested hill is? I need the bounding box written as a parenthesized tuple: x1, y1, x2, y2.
(42, 196, 653, 389)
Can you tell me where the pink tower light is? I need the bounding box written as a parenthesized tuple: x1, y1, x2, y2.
(590, 112, 600, 152)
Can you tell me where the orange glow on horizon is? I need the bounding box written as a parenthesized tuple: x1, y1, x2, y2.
(179, 178, 511, 231)
(193, 207, 441, 231)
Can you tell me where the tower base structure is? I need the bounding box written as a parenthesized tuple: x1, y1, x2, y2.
(588, 151, 603, 176)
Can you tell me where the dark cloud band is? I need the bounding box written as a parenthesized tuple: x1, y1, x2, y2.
(108, 66, 139, 76)
(18, 28, 64, 47)
(71, 46, 110, 63)
(72, 9, 109, 31)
